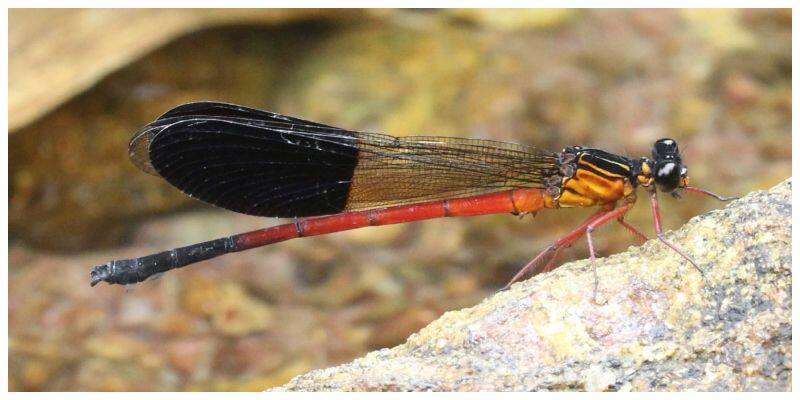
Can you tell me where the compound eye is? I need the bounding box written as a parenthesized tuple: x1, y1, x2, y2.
(656, 162, 676, 179)
(655, 161, 681, 192)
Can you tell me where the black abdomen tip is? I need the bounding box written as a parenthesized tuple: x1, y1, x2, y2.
(89, 263, 111, 286)
(89, 259, 144, 286)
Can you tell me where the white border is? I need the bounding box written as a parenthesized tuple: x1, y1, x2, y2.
(4, 3, 797, 398)
(2, 4, 9, 397)
(4, 1, 799, 8)
(790, 5, 798, 399)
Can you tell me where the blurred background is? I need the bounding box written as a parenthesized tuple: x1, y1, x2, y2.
(8, 9, 791, 391)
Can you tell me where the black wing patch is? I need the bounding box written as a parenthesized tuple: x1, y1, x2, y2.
(130, 102, 559, 218)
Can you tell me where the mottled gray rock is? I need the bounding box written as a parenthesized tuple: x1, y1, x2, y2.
(275, 179, 791, 391)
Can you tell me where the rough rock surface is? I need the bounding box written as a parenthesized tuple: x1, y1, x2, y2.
(276, 179, 792, 391)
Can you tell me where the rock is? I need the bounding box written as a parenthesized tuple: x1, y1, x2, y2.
(275, 179, 791, 391)
(9, 9, 362, 131)
(447, 9, 579, 31)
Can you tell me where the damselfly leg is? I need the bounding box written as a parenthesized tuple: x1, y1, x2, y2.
(538, 213, 649, 274)
(615, 218, 648, 242)
(502, 208, 607, 291)
(648, 189, 704, 275)
(585, 203, 636, 304)
(645, 185, 738, 278)
(502, 203, 644, 302)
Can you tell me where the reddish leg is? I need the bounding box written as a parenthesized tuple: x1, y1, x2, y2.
(616, 218, 648, 242)
(540, 244, 567, 274)
(502, 208, 607, 290)
(504, 204, 652, 291)
(540, 216, 647, 276)
(649, 189, 703, 275)
(585, 203, 636, 304)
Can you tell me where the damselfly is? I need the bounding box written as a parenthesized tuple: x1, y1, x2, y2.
(90, 102, 734, 301)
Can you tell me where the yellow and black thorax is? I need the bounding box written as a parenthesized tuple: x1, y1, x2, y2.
(549, 146, 642, 208)
(545, 138, 689, 208)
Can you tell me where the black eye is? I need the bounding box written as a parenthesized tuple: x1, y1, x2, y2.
(654, 161, 681, 192)
(656, 162, 675, 178)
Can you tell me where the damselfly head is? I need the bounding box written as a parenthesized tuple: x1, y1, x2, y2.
(650, 138, 688, 193)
